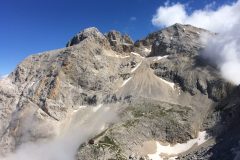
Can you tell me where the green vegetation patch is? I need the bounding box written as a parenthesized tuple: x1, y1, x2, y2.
(92, 136, 127, 160)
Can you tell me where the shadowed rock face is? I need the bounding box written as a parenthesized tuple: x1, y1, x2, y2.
(106, 30, 134, 53)
(0, 24, 239, 160)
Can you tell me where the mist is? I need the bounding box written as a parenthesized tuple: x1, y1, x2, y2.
(0, 74, 8, 80)
(1, 104, 118, 160)
(202, 20, 240, 84)
(152, 0, 240, 85)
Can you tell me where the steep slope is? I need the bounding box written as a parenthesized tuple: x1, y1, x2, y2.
(0, 24, 238, 160)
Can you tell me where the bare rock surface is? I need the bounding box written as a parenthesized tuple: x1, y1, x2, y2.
(106, 30, 134, 53)
(0, 24, 239, 160)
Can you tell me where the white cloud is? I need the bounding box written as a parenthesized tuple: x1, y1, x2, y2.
(203, 20, 240, 84)
(152, 1, 240, 84)
(1, 105, 118, 160)
(130, 16, 137, 21)
(152, 3, 186, 28)
(152, 1, 240, 33)
(0, 74, 8, 80)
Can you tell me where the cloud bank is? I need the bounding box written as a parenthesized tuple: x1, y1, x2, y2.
(1, 105, 118, 160)
(152, 1, 240, 33)
(152, 1, 240, 84)
(0, 74, 8, 80)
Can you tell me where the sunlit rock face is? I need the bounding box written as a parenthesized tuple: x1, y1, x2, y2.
(150, 23, 209, 57)
(0, 24, 239, 160)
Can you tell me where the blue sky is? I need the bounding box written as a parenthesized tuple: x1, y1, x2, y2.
(0, 0, 235, 76)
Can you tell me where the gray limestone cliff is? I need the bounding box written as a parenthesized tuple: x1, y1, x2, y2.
(0, 24, 239, 160)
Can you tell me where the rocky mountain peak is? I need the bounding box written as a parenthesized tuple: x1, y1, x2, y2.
(66, 27, 135, 53)
(1, 23, 239, 160)
(66, 23, 207, 57)
(133, 23, 208, 57)
(66, 27, 109, 47)
(105, 30, 134, 53)
(149, 23, 208, 57)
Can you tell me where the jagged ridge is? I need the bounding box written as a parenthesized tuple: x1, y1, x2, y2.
(0, 23, 239, 160)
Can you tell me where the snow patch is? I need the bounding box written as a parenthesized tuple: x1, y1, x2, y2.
(178, 88, 181, 95)
(153, 55, 169, 61)
(28, 81, 36, 88)
(110, 54, 130, 59)
(122, 42, 132, 46)
(73, 106, 87, 113)
(159, 77, 175, 89)
(93, 104, 103, 112)
(131, 52, 144, 58)
(105, 51, 130, 59)
(131, 61, 142, 73)
(100, 125, 105, 131)
(148, 131, 208, 160)
(121, 77, 132, 87)
(144, 48, 151, 53)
